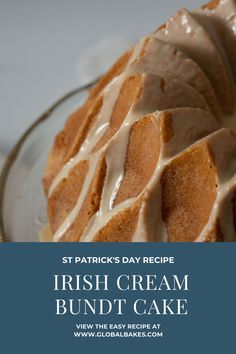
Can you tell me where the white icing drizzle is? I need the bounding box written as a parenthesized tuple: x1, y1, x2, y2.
(49, 75, 126, 197)
(49, 38, 147, 198)
(133, 157, 168, 243)
(132, 203, 148, 242)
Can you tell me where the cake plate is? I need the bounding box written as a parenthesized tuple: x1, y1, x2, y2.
(0, 82, 95, 242)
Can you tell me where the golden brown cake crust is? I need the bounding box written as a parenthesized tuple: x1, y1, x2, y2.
(48, 160, 89, 234)
(93, 200, 142, 242)
(58, 156, 107, 242)
(202, 0, 220, 10)
(161, 142, 217, 242)
(114, 115, 161, 206)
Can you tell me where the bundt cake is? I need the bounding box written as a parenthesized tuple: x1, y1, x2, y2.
(43, 0, 236, 242)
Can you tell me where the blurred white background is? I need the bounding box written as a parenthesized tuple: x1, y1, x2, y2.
(0, 0, 203, 154)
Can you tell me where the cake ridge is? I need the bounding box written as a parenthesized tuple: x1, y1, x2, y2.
(154, 7, 234, 114)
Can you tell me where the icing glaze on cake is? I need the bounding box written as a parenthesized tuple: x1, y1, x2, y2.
(43, 0, 236, 242)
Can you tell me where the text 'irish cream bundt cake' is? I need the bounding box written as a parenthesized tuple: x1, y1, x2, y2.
(43, 0, 236, 242)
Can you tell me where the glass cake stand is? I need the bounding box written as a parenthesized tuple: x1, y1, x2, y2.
(0, 82, 95, 242)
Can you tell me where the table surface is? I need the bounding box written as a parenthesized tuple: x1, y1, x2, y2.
(0, 0, 203, 154)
